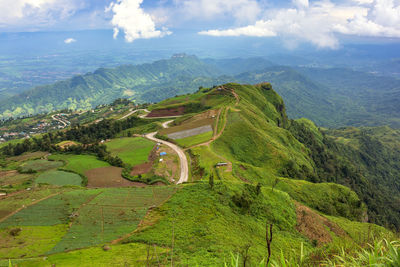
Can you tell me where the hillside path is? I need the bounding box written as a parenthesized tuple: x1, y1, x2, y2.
(118, 108, 150, 120)
(145, 120, 188, 184)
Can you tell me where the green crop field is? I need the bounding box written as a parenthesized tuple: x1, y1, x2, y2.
(0, 188, 64, 220)
(0, 187, 176, 257)
(106, 137, 154, 166)
(19, 159, 63, 172)
(175, 131, 213, 148)
(48, 154, 110, 174)
(36, 171, 82, 187)
(49, 187, 176, 253)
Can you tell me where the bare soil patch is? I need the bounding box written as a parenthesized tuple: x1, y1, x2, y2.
(7, 152, 48, 162)
(130, 145, 158, 176)
(0, 170, 18, 178)
(130, 162, 153, 176)
(58, 141, 78, 149)
(147, 107, 184, 117)
(86, 167, 146, 188)
(295, 202, 346, 246)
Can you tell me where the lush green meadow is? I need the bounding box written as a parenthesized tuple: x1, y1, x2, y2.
(48, 154, 109, 175)
(106, 137, 154, 166)
(35, 171, 82, 187)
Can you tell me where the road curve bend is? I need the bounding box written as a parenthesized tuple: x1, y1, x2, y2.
(145, 132, 189, 184)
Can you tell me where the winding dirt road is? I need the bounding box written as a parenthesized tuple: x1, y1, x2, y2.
(145, 120, 188, 184)
(118, 108, 150, 120)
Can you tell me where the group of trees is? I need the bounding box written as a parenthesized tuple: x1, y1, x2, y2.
(1, 116, 147, 168)
(288, 120, 400, 230)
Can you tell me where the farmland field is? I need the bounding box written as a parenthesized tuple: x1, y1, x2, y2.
(106, 137, 154, 166)
(0, 187, 176, 257)
(85, 166, 142, 188)
(0, 172, 34, 189)
(36, 170, 82, 186)
(48, 154, 110, 175)
(19, 159, 63, 172)
(0, 225, 68, 258)
(175, 131, 213, 148)
(7, 151, 48, 162)
(0, 188, 64, 220)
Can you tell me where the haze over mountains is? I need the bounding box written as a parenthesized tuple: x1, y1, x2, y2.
(2, 53, 400, 128)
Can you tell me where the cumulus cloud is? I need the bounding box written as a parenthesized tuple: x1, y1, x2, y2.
(64, 38, 76, 44)
(174, 0, 261, 23)
(0, 0, 82, 28)
(107, 0, 171, 42)
(199, 0, 400, 49)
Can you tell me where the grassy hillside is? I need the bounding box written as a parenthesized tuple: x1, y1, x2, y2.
(1, 82, 399, 266)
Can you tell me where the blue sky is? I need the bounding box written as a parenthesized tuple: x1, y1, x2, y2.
(0, 0, 399, 49)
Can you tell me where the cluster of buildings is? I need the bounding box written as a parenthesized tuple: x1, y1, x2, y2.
(0, 131, 30, 143)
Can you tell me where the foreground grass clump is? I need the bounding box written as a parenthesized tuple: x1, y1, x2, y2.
(105, 137, 154, 166)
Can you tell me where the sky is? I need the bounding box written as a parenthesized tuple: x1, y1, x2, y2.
(0, 0, 399, 49)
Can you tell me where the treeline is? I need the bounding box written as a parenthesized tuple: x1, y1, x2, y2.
(288, 120, 400, 231)
(1, 116, 148, 167)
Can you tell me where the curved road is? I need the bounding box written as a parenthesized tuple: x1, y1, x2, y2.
(145, 120, 188, 184)
(119, 108, 150, 120)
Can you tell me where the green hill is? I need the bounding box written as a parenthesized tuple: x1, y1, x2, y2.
(1, 83, 399, 265)
(0, 54, 226, 119)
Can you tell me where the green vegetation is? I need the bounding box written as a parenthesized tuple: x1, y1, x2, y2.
(36, 171, 82, 187)
(0, 187, 176, 258)
(175, 131, 212, 148)
(48, 154, 110, 174)
(0, 55, 226, 119)
(5, 243, 169, 267)
(106, 137, 154, 166)
(0, 225, 68, 258)
(0, 82, 399, 266)
(19, 159, 63, 173)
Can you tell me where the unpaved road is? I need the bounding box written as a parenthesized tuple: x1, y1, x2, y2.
(145, 120, 188, 184)
(119, 109, 150, 120)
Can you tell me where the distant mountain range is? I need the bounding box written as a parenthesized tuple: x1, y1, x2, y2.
(1, 54, 400, 128)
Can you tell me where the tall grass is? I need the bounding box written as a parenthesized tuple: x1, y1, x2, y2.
(224, 239, 400, 267)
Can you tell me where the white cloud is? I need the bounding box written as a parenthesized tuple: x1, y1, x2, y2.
(198, 0, 400, 49)
(174, 0, 261, 23)
(64, 38, 76, 44)
(107, 0, 171, 42)
(0, 0, 82, 28)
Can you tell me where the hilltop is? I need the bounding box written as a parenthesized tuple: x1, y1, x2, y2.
(0, 83, 398, 266)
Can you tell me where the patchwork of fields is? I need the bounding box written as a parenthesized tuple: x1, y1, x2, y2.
(0, 187, 176, 258)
